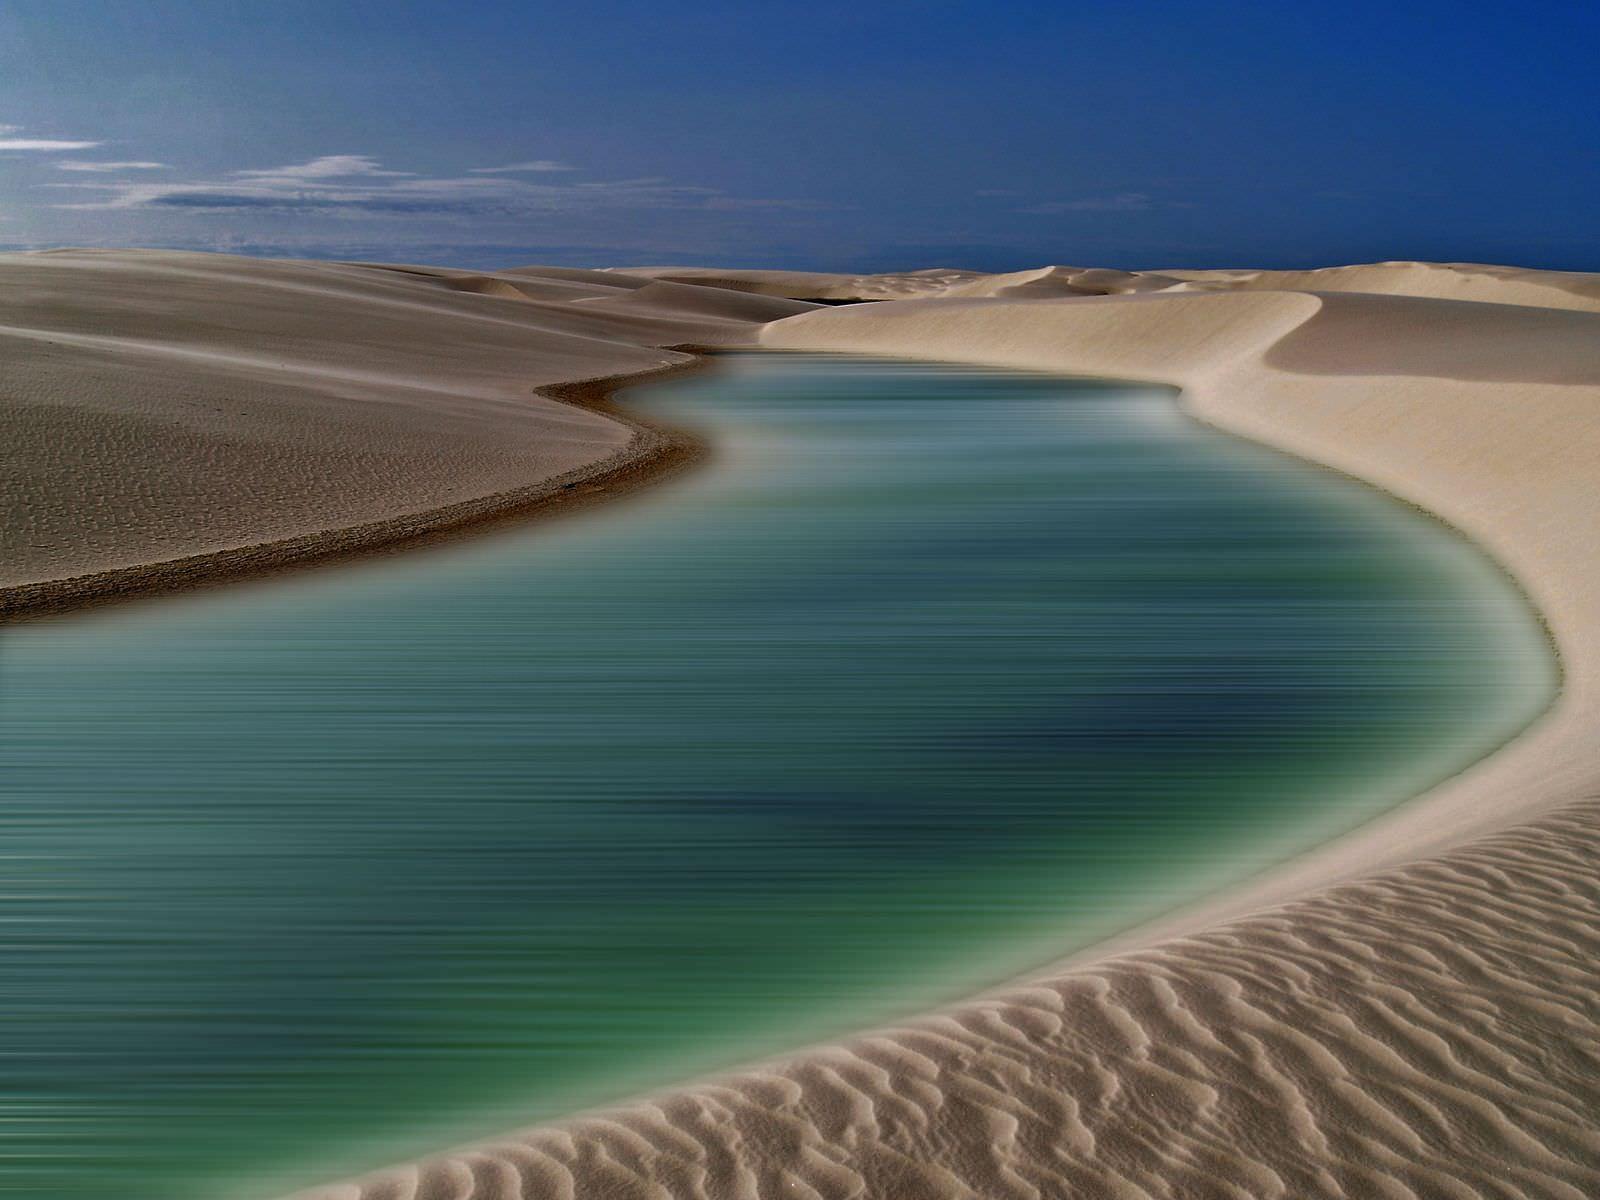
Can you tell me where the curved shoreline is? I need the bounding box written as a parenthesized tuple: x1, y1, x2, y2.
(295, 285, 1600, 1198)
(0, 249, 822, 626)
(0, 356, 714, 624)
(765, 290, 1598, 945)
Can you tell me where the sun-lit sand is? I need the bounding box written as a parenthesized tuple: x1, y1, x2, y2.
(624, 258, 1600, 310)
(8, 251, 1600, 1196)
(0, 249, 810, 614)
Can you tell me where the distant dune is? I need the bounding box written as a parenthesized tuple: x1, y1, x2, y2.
(622, 258, 1600, 311)
(8, 250, 1600, 1198)
(0, 249, 810, 614)
(293, 263, 1600, 1199)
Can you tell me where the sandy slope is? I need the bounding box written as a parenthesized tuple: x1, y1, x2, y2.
(296, 272, 1600, 1199)
(1160, 261, 1600, 312)
(622, 260, 1600, 312)
(0, 249, 811, 613)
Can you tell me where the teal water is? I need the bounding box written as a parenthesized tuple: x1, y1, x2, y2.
(0, 354, 1552, 1199)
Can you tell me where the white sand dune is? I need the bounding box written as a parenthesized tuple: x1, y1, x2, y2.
(616, 265, 993, 301)
(623, 259, 1600, 312)
(0, 250, 811, 613)
(292, 268, 1600, 1199)
(1159, 261, 1600, 312)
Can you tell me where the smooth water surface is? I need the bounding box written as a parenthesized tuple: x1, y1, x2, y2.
(0, 355, 1552, 1198)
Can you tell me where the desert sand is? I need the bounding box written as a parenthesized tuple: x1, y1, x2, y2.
(0, 249, 810, 615)
(8, 252, 1600, 1197)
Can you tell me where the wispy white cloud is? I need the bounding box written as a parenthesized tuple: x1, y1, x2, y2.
(57, 160, 167, 172)
(0, 140, 102, 151)
(469, 160, 578, 174)
(232, 155, 415, 182)
(52, 153, 819, 220)
(0, 123, 101, 152)
(575, 176, 679, 189)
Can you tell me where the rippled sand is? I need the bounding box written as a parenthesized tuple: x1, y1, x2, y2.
(298, 801, 1600, 1199)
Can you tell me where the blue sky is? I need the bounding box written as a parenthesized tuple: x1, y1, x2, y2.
(1, 1, 1596, 271)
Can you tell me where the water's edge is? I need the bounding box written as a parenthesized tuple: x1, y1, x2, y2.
(0, 352, 719, 623)
(2, 353, 1555, 1200)
(290, 355, 1550, 1190)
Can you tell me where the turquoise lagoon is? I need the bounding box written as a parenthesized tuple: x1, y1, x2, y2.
(0, 354, 1553, 1198)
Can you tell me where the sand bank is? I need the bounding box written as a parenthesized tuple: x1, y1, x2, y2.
(296, 265, 1600, 1199)
(0, 250, 810, 617)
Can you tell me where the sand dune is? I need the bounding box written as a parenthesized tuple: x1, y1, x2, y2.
(0, 250, 810, 614)
(615, 265, 992, 301)
(293, 272, 1600, 1198)
(621, 259, 1600, 311)
(1161, 261, 1600, 312)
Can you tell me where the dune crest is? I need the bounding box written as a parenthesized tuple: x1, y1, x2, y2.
(622, 259, 1600, 311)
(293, 270, 1600, 1198)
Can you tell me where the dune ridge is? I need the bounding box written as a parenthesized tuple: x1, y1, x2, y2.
(0, 249, 811, 616)
(292, 269, 1600, 1198)
(622, 259, 1600, 312)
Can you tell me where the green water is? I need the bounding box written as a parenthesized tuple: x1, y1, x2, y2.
(0, 354, 1552, 1199)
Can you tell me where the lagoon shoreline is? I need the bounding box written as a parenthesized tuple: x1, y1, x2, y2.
(7, 252, 1599, 1197)
(0, 251, 814, 623)
(0, 358, 716, 623)
(301, 266, 1600, 1199)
